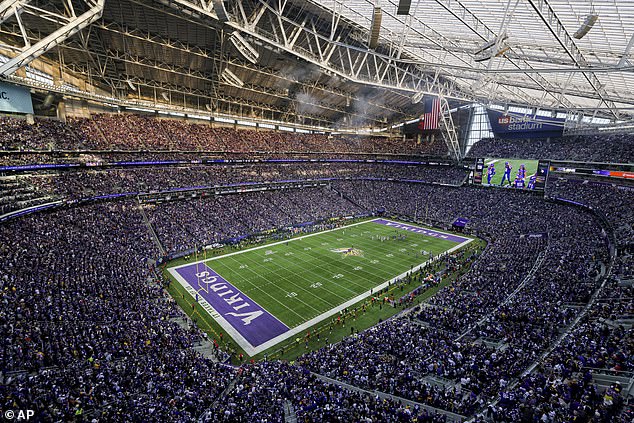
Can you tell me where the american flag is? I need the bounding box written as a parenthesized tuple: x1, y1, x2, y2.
(418, 96, 441, 131)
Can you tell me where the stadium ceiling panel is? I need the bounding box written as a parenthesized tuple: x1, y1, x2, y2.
(0, 0, 632, 126)
(313, 0, 634, 119)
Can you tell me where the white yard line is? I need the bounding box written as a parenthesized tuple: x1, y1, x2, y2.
(209, 257, 309, 321)
(220, 225, 442, 319)
(248, 237, 474, 355)
(167, 219, 474, 356)
(238, 250, 352, 302)
(213, 226, 410, 312)
(171, 218, 471, 272)
(170, 218, 374, 271)
(280, 243, 394, 293)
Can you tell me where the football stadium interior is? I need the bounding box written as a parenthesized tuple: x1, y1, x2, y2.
(1, 0, 633, 421)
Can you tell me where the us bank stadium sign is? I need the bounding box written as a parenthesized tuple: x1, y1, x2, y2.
(487, 109, 564, 138)
(497, 114, 545, 131)
(0, 82, 34, 114)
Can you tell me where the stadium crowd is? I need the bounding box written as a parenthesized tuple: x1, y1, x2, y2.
(3, 115, 633, 165)
(0, 176, 52, 216)
(298, 182, 625, 420)
(491, 252, 633, 422)
(0, 188, 474, 422)
(0, 201, 236, 420)
(146, 187, 364, 253)
(0, 117, 84, 151)
(204, 360, 452, 422)
(548, 177, 634, 247)
(0, 115, 444, 156)
(0, 160, 467, 219)
(23, 162, 467, 200)
(467, 134, 634, 163)
(2, 178, 631, 421)
(1, 114, 632, 421)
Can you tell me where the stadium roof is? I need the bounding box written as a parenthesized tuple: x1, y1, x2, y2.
(0, 0, 633, 128)
(319, 0, 634, 118)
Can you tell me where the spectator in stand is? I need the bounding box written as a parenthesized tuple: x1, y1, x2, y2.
(467, 134, 634, 163)
(1, 114, 447, 155)
(548, 176, 634, 247)
(0, 166, 630, 421)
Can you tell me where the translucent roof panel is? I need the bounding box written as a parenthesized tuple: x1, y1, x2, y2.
(315, 0, 634, 119)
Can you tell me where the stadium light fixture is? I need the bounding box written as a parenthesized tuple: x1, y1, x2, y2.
(474, 45, 510, 62)
(368, 7, 382, 49)
(397, 0, 411, 15)
(220, 68, 244, 87)
(474, 32, 507, 55)
(229, 32, 259, 64)
(573, 14, 599, 39)
(411, 91, 424, 104)
(473, 32, 509, 62)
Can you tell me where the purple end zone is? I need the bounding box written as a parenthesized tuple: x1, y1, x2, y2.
(372, 219, 469, 243)
(175, 263, 289, 347)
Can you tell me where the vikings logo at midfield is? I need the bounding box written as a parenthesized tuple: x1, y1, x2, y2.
(331, 247, 364, 257)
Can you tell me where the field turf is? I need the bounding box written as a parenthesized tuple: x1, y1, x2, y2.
(167, 218, 472, 354)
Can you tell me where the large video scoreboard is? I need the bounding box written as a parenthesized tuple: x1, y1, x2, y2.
(472, 157, 548, 192)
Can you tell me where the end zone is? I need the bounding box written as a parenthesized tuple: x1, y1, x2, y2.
(169, 263, 289, 355)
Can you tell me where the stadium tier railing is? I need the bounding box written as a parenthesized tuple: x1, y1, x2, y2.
(0, 156, 460, 173)
(312, 372, 467, 422)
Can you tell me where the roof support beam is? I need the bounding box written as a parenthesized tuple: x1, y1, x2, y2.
(224, 59, 404, 116)
(159, 0, 549, 118)
(97, 21, 216, 60)
(58, 41, 215, 86)
(162, 0, 476, 104)
(0, 0, 104, 76)
(618, 33, 634, 68)
(525, 0, 620, 119)
(432, 0, 493, 42)
(438, 96, 461, 160)
(0, 0, 27, 24)
(433, 0, 574, 111)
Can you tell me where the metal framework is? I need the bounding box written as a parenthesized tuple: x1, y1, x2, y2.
(439, 96, 461, 160)
(164, 0, 474, 100)
(524, 0, 619, 119)
(0, 0, 633, 144)
(149, 0, 634, 136)
(309, 0, 634, 116)
(0, 0, 104, 75)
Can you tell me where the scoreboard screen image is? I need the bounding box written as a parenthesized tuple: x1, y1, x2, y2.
(479, 158, 547, 191)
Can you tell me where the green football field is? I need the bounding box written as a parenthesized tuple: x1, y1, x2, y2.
(169, 219, 471, 329)
(485, 157, 538, 186)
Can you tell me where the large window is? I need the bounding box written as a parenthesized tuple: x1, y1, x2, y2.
(466, 104, 493, 155)
(25, 67, 54, 85)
